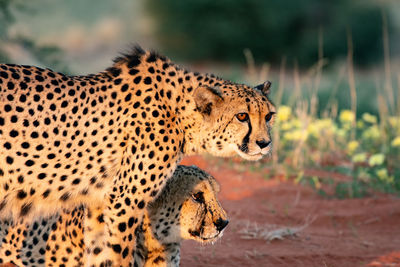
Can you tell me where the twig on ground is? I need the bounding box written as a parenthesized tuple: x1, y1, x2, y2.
(239, 215, 317, 242)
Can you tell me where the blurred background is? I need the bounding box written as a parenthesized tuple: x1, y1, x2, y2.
(1, 1, 400, 265)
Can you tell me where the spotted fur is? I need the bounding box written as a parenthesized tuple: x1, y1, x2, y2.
(0, 165, 227, 267)
(0, 46, 275, 265)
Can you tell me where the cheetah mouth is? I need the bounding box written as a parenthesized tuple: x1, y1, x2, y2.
(188, 229, 223, 242)
(233, 147, 264, 161)
(232, 143, 272, 161)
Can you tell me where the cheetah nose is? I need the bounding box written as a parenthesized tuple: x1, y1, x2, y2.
(214, 218, 229, 232)
(256, 140, 271, 149)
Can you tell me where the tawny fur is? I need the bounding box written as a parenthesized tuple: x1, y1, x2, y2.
(0, 46, 275, 265)
(0, 165, 227, 267)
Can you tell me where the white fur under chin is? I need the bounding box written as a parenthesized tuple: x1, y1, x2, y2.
(231, 145, 263, 161)
(197, 230, 224, 245)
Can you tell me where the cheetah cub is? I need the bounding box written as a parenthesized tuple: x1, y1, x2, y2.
(0, 165, 228, 267)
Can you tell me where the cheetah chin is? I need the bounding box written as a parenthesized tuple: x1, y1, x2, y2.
(188, 228, 225, 243)
(231, 144, 270, 161)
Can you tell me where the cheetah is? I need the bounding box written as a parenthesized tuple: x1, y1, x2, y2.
(0, 165, 227, 267)
(0, 46, 275, 265)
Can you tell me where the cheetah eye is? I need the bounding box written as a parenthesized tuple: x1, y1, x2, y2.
(265, 112, 275, 122)
(236, 112, 249, 122)
(191, 192, 204, 203)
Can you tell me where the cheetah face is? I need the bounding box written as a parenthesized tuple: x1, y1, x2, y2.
(179, 173, 228, 243)
(146, 166, 227, 244)
(193, 81, 276, 161)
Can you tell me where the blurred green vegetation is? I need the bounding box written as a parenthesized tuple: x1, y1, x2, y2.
(231, 34, 400, 197)
(146, 0, 393, 66)
(278, 71, 385, 118)
(271, 106, 400, 198)
(0, 0, 69, 72)
(0, 0, 13, 61)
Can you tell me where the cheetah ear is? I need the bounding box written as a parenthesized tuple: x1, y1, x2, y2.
(193, 85, 224, 116)
(254, 81, 272, 96)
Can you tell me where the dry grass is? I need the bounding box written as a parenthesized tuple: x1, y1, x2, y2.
(239, 11, 400, 197)
(238, 216, 316, 242)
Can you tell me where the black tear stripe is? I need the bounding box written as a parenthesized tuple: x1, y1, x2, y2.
(196, 205, 206, 230)
(239, 104, 252, 153)
(208, 206, 214, 217)
(240, 119, 252, 153)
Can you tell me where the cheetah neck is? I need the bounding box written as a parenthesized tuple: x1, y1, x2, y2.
(136, 212, 181, 266)
(111, 53, 223, 157)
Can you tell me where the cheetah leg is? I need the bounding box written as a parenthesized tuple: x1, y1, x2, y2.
(85, 195, 145, 267)
(145, 243, 181, 267)
(83, 204, 111, 266)
(0, 219, 27, 266)
(45, 208, 85, 267)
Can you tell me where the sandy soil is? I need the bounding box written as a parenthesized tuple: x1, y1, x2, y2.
(179, 156, 400, 267)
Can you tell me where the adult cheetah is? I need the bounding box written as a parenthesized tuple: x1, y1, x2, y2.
(0, 46, 275, 265)
(0, 165, 227, 267)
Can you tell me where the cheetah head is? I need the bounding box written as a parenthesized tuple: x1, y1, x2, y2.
(192, 81, 276, 161)
(180, 169, 228, 243)
(147, 165, 228, 244)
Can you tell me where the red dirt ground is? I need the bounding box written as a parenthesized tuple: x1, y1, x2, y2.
(180, 156, 400, 267)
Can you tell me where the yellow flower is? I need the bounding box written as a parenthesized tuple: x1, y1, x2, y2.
(392, 136, 400, 147)
(368, 153, 385, 166)
(376, 169, 393, 184)
(320, 118, 335, 130)
(281, 121, 293, 131)
(307, 122, 320, 138)
(307, 119, 335, 138)
(312, 176, 321, 189)
(339, 110, 355, 123)
(283, 129, 308, 142)
(291, 119, 303, 129)
(362, 113, 377, 124)
(362, 125, 381, 141)
(376, 168, 388, 180)
(352, 153, 366, 163)
(388, 117, 400, 129)
(347, 141, 359, 155)
(336, 128, 347, 138)
(277, 106, 292, 122)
